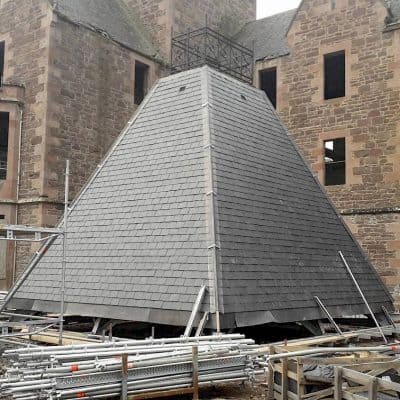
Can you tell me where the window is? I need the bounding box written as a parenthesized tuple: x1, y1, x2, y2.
(259, 67, 277, 108)
(0, 41, 4, 85)
(324, 138, 345, 186)
(134, 61, 149, 105)
(324, 51, 345, 100)
(0, 112, 9, 180)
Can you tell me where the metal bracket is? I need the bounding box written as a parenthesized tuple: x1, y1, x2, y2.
(339, 251, 387, 344)
(184, 286, 207, 337)
(381, 305, 396, 329)
(314, 296, 343, 335)
(91, 317, 102, 335)
(195, 312, 209, 337)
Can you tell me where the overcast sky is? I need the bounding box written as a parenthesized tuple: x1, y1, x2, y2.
(257, 0, 302, 19)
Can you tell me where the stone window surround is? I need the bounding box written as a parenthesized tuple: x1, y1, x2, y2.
(323, 50, 345, 100)
(131, 54, 157, 106)
(258, 66, 278, 108)
(0, 95, 22, 291)
(0, 35, 10, 84)
(0, 100, 21, 201)
(324, 136, 346, 186)
(318, 41, 353, 104)
(253, 59, 281, 110)
(319, 129, 353, 187)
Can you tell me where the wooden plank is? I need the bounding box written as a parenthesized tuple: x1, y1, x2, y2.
(303, 355, 392, 366)
(346, 386, 369, 394)
(342, 391, 368, 400)
(274, 391, 283, 400)
(376, 375, 400, 393)
(287, 390, 298, 400)
(274, 383, 283, 394)
(282, 358, 289, 400)
(341, 369, 371, 386)
(192, 346, 199, 400)
(301, 387, 334, 400)
(334, 367, 343, 400)
(24, 330, 99, 345)
(368, 367, 397, 377)
(257, 326, 394, 355)
(268, 346, 275, 400)
(368, 378, 378, 400)
(121, 354, 128, 400)
(348, 359, 399, 372)
(128, 388, 195, 399)
(274, 363, 298, 381)
(297, 358, 306, 399)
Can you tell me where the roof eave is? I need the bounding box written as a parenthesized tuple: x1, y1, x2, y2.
(254, 51, 290, 63)
(384, 20, 400, 31)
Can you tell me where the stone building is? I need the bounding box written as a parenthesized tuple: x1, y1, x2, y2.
(238, 0, 400, 305)
(0, 0, 255, 290)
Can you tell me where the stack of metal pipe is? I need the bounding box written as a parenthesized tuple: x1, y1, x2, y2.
(1, 334, 264, 399)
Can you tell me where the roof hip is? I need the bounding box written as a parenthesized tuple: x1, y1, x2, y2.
(200, 67, 224, 330)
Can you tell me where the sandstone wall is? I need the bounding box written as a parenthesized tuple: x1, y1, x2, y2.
(0, 0, 53, 284)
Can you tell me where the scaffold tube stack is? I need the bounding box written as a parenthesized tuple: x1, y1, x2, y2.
(0, 334, 265, 399)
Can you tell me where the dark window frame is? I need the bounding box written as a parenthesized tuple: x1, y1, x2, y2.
(134, 61, 149, 105)
(259, 67, 277, 108)
(324, 138, 346, 186)
(324, 50, 346, 100)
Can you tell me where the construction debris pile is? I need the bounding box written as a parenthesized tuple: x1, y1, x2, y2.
(0, 334, 265, 399)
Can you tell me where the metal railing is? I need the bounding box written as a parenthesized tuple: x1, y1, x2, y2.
(171, 27, 254, 84)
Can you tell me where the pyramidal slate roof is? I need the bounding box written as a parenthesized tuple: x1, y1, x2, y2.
(50, 0, 158, 58)
(9, 67, 392, 329)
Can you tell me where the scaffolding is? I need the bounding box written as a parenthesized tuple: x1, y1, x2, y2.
(171, 26, 254, 84)
(0, 160, 70, 344)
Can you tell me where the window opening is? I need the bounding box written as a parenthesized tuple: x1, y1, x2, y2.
(259, 67, 277, 108)
(324, 138, 346, 186)
(0, 42, 4, 85)
(134, 61, 149, 105)
(324, 51, 345, 100)
(0, 112, 9, 180)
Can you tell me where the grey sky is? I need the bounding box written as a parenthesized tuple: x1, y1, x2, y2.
(257, 0, 301, 19)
